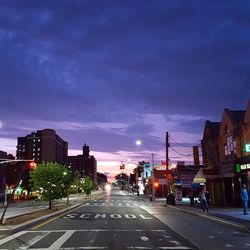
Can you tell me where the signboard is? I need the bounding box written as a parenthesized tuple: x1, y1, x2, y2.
(235, 163, 250, 173)
(244, 144, 250, 152)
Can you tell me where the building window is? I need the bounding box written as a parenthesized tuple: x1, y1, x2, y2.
(224, 126, 229, 134)
(224, 136, 236, 155)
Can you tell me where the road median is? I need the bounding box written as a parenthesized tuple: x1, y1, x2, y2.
(0, 190, 105, 234)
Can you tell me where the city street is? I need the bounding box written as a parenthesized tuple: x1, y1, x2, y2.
(0, 188, 249, 249)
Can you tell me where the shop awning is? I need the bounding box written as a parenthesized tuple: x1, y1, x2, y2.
(192, 168, 206, 184)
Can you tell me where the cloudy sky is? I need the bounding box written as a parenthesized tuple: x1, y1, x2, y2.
(0, 0, 250, 180)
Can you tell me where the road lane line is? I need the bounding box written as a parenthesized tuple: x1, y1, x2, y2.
(0, 231, 26, 245)
(48, 230, 75, 249)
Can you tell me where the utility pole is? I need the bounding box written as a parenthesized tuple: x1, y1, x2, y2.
(166, 132, 169, 202)
(151, 153, 155, 201)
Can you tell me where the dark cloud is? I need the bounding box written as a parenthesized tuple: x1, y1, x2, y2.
(0, 0, 250, 164)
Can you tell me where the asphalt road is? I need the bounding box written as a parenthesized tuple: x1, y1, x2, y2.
(0, 188, 198, 249)
(0, 188, 250, 249)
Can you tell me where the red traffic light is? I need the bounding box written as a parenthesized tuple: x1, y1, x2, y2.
(153, 178, 159, 188)
(154, 182, 159, 188)
(28, 161, 37, 169)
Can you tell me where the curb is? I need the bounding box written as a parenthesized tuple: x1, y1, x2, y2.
(0, 191, 105, 234)
(0, 203, 81, 234)
(165, 204, 250, 234)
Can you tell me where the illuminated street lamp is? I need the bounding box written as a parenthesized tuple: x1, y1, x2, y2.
(135, 139, 155, 201)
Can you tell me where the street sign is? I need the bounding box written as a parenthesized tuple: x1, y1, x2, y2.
(244, 144, 250, 152)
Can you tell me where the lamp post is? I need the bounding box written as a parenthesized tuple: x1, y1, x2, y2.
(136, 140, 155, 201)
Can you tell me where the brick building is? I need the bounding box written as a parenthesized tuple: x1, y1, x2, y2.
(16, 128, 68, 165)
(201, 99, 250, 206)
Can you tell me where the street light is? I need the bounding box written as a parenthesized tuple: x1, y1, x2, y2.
(135, 139, 155, 201)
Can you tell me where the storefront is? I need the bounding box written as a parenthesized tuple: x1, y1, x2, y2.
(235, 155, 250, 194)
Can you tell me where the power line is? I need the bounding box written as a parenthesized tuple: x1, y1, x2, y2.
(169, 145, 192, 157)
(169, 135, 193, 148)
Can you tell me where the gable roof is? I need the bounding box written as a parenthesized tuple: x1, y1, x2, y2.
(227, 109, 245, 124)
(203, 120, 220, 141)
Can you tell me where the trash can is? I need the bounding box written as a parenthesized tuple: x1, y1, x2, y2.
(166, 193, 175, 205)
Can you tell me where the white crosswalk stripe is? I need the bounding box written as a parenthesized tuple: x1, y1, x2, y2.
(0, 230, 196, 250)
(80, 200, 152, 208)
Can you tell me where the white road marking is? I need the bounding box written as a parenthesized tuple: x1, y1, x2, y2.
(0, 229, 196, 250)
(139, 215, 152, 220)
(16, 229, 167, 233)
(0, 231, 26, 245)
(169, 240, 181, 246)
(127, 247, 193, 249)
(110, 214, 122, 218)
(209, 235, 215, 239)
(48, 230, 75, 249)
(63, 213, 152, 220)
(20, 232, 50, 249)
(125, 214, 136, 219)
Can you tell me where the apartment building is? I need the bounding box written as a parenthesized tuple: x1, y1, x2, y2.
(16, 129, 68, 165)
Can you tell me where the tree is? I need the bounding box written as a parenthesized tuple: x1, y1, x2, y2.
(70, 170, 83, 194)
(30, 162, 71, 209)
(114, 173, 129, 189)
(82, 176, 93, 198)
(97, 172, 107, 190)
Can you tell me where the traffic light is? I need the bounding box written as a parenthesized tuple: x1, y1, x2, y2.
(154, 178, 159, 188)
(120, 163, 125, 170)
(28, 161, 37, 170)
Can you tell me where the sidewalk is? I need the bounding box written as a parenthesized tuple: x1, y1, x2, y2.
(155, 196, 250, 233)
(0, 190, 104, 233)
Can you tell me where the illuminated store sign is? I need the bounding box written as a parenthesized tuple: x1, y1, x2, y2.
(244, 144, 250, 152)
(236, 163, 250, 173)
(240, 163, 250, 170)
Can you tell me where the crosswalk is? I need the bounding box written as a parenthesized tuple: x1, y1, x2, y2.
(0, 230, 196, 249)
(82, 199, 160, 208)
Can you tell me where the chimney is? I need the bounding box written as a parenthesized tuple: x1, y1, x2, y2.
(193, 146, 200, 166)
